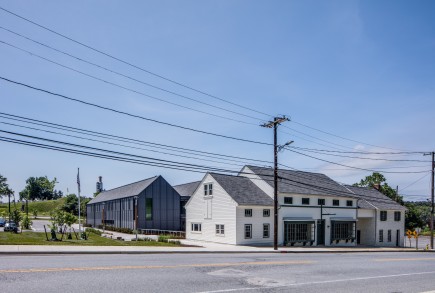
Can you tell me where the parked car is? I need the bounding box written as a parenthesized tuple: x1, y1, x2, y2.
(0, 218, 5, 227)
(4, 221, 18, 233)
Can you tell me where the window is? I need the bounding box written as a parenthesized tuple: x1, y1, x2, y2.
(145, 198, 153, 220)
(215, 224, 224, 235)
(388, 230, 392, 242)
(284, 197, 293, 204)
(331, 222, 355, 241)
(263, 224, 270, 238)
(245, 209, 252, 217)
(346, 200, 353, 207)
(285, 222, 314, 243)
(379, 229, 384, 242)
(191, 223, 202, 232)
(318, 199, 325, 205)
(302, 198, 310, 205)
(394, 211, 401, 221)
(244, 224, 252, 239)
(380, 211, 387, 221)
(263, 209, 270, 217)
(204, 183, 213, 196)
(333, 200, 340, 206)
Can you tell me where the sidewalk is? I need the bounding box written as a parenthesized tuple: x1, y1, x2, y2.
(1, 226, 432, 255)
(0, 239, 430, 255)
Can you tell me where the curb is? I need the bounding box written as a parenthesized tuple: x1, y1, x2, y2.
(0, 249, 432, 255)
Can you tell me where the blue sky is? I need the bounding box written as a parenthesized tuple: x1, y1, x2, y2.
(0, 0, 434, 201)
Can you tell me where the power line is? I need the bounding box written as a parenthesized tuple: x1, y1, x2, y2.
(0, 6, 423, 154)
(285, 147, 431, 174)
(0, 120, 252, 168)
(0, 6, 271, 118)
(287, 147, 430, 163)
(0, 131, 408, 206)
(401, 173, 431, 192)
(0, 76, 272, 146)
(288, 146, 425, 155)
(0, 112, 271, 164)
(0, 28, 265, 122)
(0, 40, 258, 126)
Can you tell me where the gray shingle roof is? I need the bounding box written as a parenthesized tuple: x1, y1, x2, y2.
(344, 185, 407, 211)
(210, 173, 273, 206)
(244, 165, 353, 197)
(173, 181, 201, 197)
(87, 176, 159, 204)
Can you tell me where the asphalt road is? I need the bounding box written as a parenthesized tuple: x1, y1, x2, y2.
(0, 252, 435, 293)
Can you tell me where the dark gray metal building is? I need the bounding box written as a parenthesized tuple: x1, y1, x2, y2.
(86, 176, 182, 231)
(173, 181, 201, 231)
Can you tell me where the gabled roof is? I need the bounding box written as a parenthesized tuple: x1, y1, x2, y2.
(244, 165, 353, 198)
(88, 176, 159, 204)
(173, 181, 201, 197)
(344, 185, 407, 211)
(210, 173, 273, 206)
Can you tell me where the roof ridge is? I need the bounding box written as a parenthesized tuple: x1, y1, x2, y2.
(101, 175, 159, 193)
(245, 165, 326, 176)
(173, 180, 201, 188)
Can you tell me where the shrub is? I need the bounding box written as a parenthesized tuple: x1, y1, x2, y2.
(86, 228, 102, 236)
(83, 223, 92, 228)
(21, 215, 32, 230)
(100, 225, 133, 234)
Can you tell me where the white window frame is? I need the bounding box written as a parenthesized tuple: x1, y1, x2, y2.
(191, 223, 202, 233)
(245, 224, 252, 239)
(263, 223, 270, 238)
(263, 209, 270, 217)
(215, 224, 225, 236)
(204, 183, 213, 196)
(245, 209, 252, 217)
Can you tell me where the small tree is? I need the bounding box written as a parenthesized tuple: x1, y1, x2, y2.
(32, 209, 38, 219)
(48, 209, 66, 240)
(64, 212, 77, 239)
(21, 214, 32, 230)
(10, 209, 22, 228)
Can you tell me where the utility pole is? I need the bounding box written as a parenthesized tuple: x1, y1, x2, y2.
(261, 116, 289, 250)
(424, 152, 435, 249)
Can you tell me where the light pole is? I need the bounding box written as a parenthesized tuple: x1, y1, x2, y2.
(134, 196, 138, 241)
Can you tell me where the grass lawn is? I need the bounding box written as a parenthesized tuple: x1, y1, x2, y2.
(0, 232, 182, 246)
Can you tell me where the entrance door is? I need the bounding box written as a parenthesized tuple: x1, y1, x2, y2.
(317, 220, 325, 245)
(396, 230, 400, 247)
(357, 230, 361, 244)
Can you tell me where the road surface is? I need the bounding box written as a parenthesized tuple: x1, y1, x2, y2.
(1, 252, 435, 292)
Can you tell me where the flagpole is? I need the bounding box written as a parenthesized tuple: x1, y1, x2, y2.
(77, 168, 81, 239)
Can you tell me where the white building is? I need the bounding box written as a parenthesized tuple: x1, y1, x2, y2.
(185, 165, 407, 247)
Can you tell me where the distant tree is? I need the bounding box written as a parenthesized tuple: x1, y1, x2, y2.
(62, 193, 91, 217)
(62, 193, 79, 215)
(404, 202, 430, 229)
(0, 174, 13, 199)
(19, 176, 58, 201)
(353, 172, 403, 204)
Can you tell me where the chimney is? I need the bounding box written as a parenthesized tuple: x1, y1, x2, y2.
(96, 176, 103, 193)
(373, 183, 381, 191)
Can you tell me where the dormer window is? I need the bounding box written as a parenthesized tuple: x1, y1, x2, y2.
(204, 183, 213, 196)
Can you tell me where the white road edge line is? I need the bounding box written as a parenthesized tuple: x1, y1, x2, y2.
(196, 271, 435, 293)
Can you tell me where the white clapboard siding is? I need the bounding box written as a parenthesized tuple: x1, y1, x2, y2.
(185, 174, 238, 244)
(236, 206, 274, 245)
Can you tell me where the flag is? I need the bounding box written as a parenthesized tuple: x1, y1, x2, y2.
(77, 168, 81, 193)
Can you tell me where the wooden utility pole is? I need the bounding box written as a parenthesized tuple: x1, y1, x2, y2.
(425, 151, 435, 249)
(431, 152, 434, 249)
(261, 116, 289, 250)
